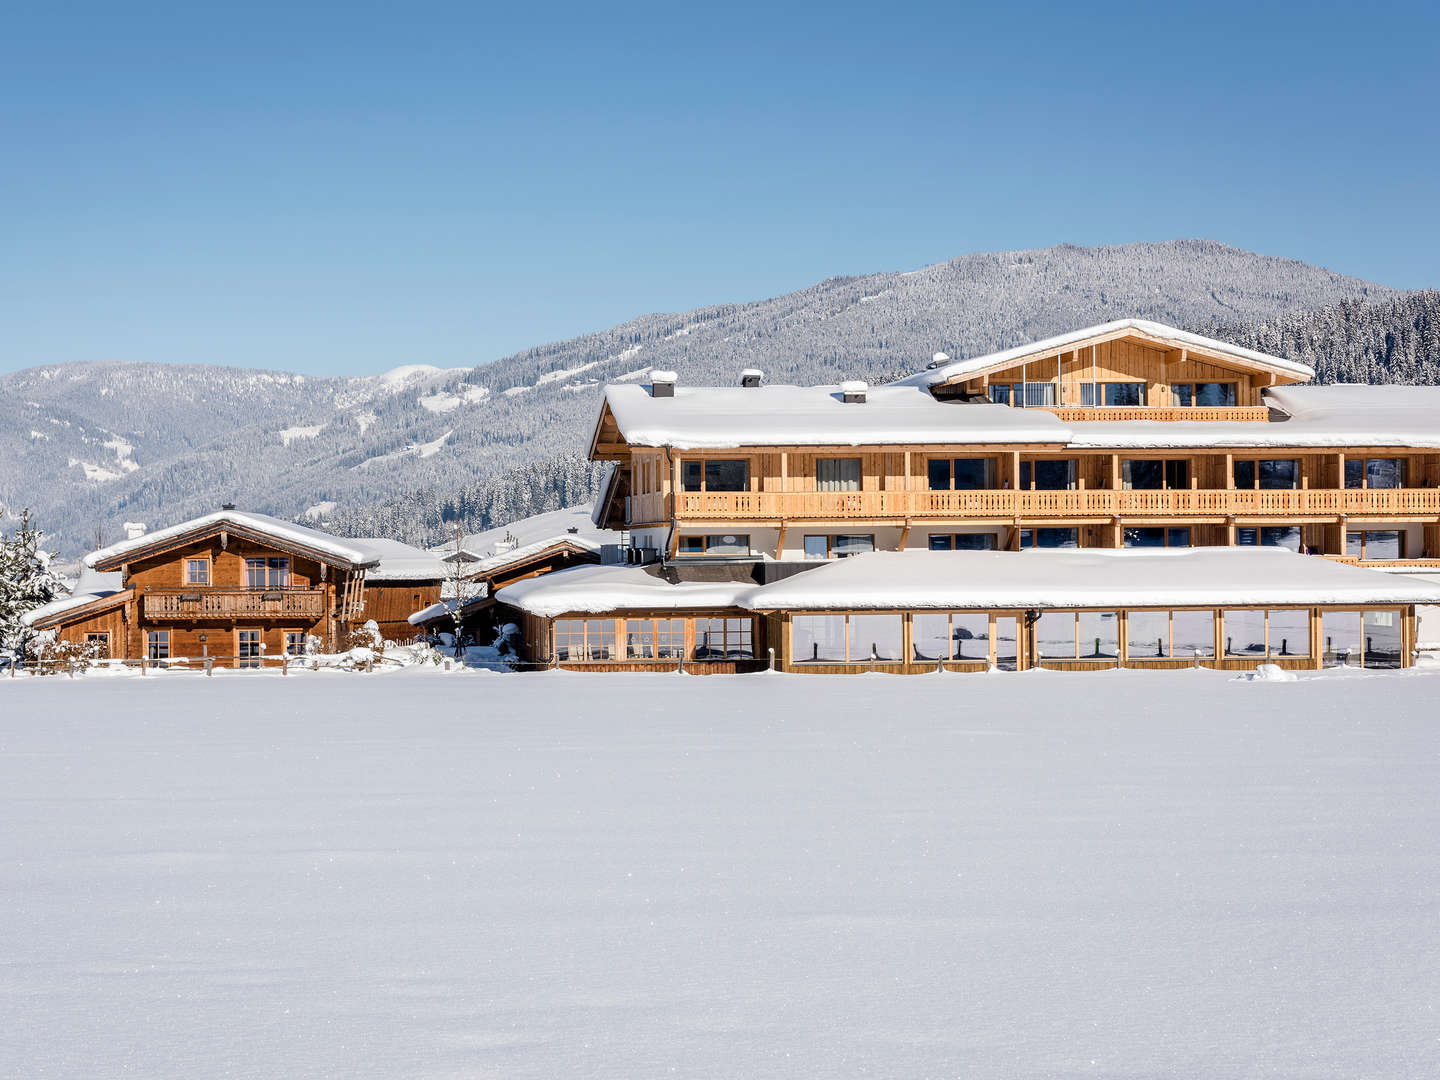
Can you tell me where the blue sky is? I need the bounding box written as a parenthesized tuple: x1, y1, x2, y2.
(3, 1, 1438, 376)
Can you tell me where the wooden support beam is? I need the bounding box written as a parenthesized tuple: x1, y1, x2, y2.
(775, 522, 787, 559)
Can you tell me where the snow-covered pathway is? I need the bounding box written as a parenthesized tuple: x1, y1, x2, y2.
(2, 668, 1438, 1078)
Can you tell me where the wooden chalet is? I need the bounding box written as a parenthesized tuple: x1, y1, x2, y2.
(505, 318, 1440, 672)
(24, 510, 444, 666)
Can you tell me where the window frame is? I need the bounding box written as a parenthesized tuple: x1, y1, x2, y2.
(680, 458, 751, 493)
(184, 557, 211, 586)
(146, 630, 170, 663)
(236, 628, 262, 669)
(84, 632, 111, 659)
(1346, 530, 1405, 561)
(677, 533, 752, 557)
(926, 457, 998, 491)
(815, 457, 863, 492)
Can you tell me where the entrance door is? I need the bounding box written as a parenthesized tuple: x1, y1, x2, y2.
(237, 630, 261, 669)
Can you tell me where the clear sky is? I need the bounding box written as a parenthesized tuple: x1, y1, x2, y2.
(3, 0, 1438, 377)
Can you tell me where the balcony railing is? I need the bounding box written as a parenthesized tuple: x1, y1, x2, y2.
(1037, 406, 1271, 423)
(142, 587, 328, 620)
(660, 487, 1440, 522)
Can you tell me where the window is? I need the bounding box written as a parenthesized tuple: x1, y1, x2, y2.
(694, 617, 753, 660)
(1035, 612, 1077, 660)
(624, 618, 687, 660)
(1123, 527, 1190, 548)
(552, 619, 584, 661)
(1363, 610, 1402, 668)
(927, 458, 997, 491)
(1347, 530, 1403, 560)
(284, 632, 308, 657)
(678, 534, 751, 556)
(803, 535, 874, 560)
(1077, 611, 1120, 659)
(245, 557, 289, 588)
(816, 458, 862, 492)
(84, 632, 111, 659)
(993, 617, 1019, 668)
(681, 459, 749, 492)
(1121, 460, 1189, 490)
(185, 558, 210, 585)
(1223, 610, 1268, 657)
(1233, 459, 1299, 490)
(146, 630, 169, 664)
(1170, 382, 1237, 407)
(237, 629, 261, 668)
(1080, 382, 1148, 407)
(1020, 460, 1077, 490)
(1236, 526, 1301, 551)
(990, 383, 1056, 407)
(928, 533, 998, 551)
(849, 614, 903, 662)
(1266, 609, 1309, 658)
(585, 619, 616, 660)
(1172, 610, 1216, 658)
(1019, 528, 1078, 549)
(1344, 458, 1407, 489)
(793, 615, 846, 663)
(911, 612, 991, 662)
(1321, 611, 1403, 669)
(1126, 611, 1170, 658)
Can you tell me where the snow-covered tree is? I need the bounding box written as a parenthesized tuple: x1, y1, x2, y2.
(0, 510, 68, 657)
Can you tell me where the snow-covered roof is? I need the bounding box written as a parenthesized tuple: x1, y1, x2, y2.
(85, 510, 380, 570)
(496, 563, 758, 618)
(21, 569, 126, 627)
(351, 538, 447, 582)
(746, 548, 1440, 611)
(600, 383, 1069, 450)
(435, 504, 620, 578)
(888, 318, 1316, 389)
(496, 548, 1440, 618)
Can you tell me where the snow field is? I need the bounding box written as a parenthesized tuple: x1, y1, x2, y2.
(2, 667, 1439, 1079)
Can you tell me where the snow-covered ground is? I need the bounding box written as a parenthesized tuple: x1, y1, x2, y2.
(3, 668, 1438, 1079)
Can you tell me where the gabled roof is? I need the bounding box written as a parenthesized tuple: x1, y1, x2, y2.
(596, 383, 1070, 451)
(350, 538, 447, 582)
(496, 562, 758, 617)
(887, 318, 1315, 390)
(22, 569, 128, 628)
(86, 510, 381, 571)
(433, 504, 619, 579)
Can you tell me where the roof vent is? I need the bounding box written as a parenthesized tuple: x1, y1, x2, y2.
(840, 380, 868, 404)
(649, 370, 677, 398)
(567, 526, 579, 534)
(221, 503, 236, 511)
(122, 521, 147, 540)
(741, 368, 763, 388)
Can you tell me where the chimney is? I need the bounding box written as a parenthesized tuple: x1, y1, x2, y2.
(221, 503, 236, 511)
(840, 380, 868, 404)
(741, 368, 763, 388)
(649, 370, 677, 398)
(122, 521, 147, 540)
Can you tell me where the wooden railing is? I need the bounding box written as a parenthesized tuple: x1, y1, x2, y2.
(1038, 406, 1271, 423)
(665, 487, 1440, 522)
(142, 587, 328, 620)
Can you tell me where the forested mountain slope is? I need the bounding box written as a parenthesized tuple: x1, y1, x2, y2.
(0, 240, 1403, 554)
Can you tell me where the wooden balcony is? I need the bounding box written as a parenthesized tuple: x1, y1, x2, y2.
(1037, 406, 1271, 423)
(142, 587, 328, 621)
(664, 487, 1440, 523)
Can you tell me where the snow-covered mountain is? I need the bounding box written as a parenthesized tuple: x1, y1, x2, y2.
(0, 240, 1400, 554)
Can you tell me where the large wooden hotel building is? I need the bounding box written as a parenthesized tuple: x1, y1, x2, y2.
(499, 319, 1440, 673)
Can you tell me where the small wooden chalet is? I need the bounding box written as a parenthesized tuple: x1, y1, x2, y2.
(23, 509, 444, 666)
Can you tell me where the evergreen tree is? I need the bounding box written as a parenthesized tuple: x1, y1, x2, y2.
(0, 510, 67, 657)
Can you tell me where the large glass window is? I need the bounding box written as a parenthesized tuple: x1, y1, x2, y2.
(1234, 459, 1299, 490)
(993, 617, 1019, 669)
(681, 459, 749, 492)
(929, 533, 998, 551)
(803, 535, 829, 560)
(1344, 458, 1407, 489)
(1321, 612, 1362, 667)
(928, 458, 997, 491)
(1363, 610, 1403, 668)
(850, 614, 903, 662)
(1236, 526, 1302, 552)
(1103, 383, 1145, 407)
(1347, 531, 1403, 560)
(694, 618, 752, 660)
(1020, 460, 1078, 490)
(911, 613, 952, 662)
(816, 458, 862, 492)
(1223, 610, 1268, 657)
(1019, 528, 1078, 549)
(1171, 382, 1237, 407)
(626, 620, 656, 660)
(804, 535, 874, 559)
(1266, 609, 1309, 658)
(552, 619, 584, 661)
(585, 619, 616, 661)
(679, 534, 751, 556)
(1123, 527, 1191, 548)
(1172, 611, 1216, 657)
(146, 630, 170, 663)
(1035, 612, 1077, 660)
(989, 383, 1057, 407)
(793, 615, 845, 663)
(1077, 611, 1119, 659)
(1121, 460, 1190, 490)
(1127, 611, 1171, 659)
(245, 557, 289, 588)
